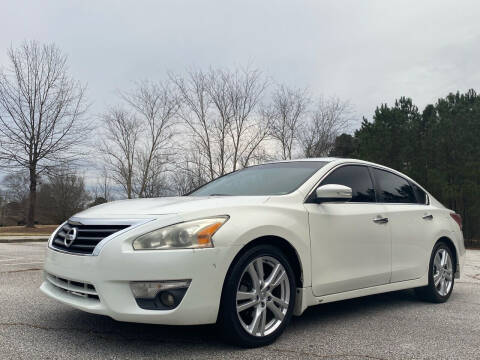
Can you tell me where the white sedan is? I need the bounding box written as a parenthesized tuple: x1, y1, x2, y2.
(40, 158, 465, 347)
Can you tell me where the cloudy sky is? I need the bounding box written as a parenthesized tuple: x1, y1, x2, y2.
(2, 0, 480, 124)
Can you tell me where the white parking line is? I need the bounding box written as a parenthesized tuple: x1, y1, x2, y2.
(0, 257, 23, 262)
(2, 262, 44, 266)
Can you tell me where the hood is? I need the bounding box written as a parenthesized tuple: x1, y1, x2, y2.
(74, 196, 270, 218)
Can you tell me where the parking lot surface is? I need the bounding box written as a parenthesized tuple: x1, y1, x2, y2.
(1, 242, 479, 359)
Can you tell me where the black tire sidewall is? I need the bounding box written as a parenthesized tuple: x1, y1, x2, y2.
(219, 244, 296, 347)
(427, 242, 454, 302)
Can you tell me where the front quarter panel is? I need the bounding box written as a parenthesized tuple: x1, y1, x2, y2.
(206, 201, 312, 286)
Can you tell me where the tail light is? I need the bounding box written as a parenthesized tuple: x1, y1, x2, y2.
(450, 213, 462, 230)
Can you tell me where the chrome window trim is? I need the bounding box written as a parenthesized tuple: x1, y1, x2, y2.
(304, 162, 430, 205)
(48, 217, 156, 256)
(48, 221, 68, 249)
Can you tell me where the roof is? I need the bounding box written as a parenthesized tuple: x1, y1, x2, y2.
(266, 157, 358, 163)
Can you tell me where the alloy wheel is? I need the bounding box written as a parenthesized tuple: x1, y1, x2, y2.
(433, 248, 453, 296)
(236, 256, 290, 337)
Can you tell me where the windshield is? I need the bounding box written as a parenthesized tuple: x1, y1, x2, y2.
(189, 161, 328, 196)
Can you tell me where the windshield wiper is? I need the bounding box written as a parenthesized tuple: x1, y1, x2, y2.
(208, 193, 231, 196)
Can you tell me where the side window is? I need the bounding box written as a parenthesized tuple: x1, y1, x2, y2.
(411, 183, 427, 204)
(371, 168, 416, 203)
(320, 165, 375, 202)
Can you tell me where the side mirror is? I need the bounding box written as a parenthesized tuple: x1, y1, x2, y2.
(315, 184, 352, 203)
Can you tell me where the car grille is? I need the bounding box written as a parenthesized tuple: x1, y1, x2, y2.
(45, 273, 99, 300)
(51, 222, 130, 255)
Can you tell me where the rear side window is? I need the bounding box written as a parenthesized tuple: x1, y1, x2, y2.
(371, 168, 416, 203)
(411, 183, 427, 204)
(320, 165, 375, 202)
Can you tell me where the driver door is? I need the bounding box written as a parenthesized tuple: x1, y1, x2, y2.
(304, 165, 391, 297)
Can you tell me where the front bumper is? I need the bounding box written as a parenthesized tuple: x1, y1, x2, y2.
(40, 242, 237, 325)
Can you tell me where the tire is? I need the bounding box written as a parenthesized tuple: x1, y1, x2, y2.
(415, 242, 455, 303)
(218, 244, 296, 347)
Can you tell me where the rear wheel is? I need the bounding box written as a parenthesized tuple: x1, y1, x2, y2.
(218, 245, 296, 347)
(415, 242, 454, 303)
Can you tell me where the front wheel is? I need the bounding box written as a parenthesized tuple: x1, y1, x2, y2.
(415, 242, 455, 303)
(218, 244, 296, 347)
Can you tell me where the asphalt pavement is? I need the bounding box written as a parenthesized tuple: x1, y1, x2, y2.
(1, 242, 479, 359)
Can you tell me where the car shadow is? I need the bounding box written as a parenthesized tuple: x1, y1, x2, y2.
(52, 288, 423, 353)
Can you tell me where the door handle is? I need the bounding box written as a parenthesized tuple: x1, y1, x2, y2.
(373, 216, 389, 224)
(422, 214, 433, 220)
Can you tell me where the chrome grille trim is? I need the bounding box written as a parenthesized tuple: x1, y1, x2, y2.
(51, 222, 130, 255)
(48, 217, 155, 256)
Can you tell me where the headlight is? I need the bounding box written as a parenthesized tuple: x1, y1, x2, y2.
(132, 216, 228, 250)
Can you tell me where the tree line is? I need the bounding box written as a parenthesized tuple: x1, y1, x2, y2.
(0, 41, 351, 227)
(100, 68, 352, 199)
(0, 41, 478, 245)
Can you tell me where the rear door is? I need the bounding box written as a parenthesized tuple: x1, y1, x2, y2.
(370, 167, 433, 282)
(306, 165, 391, 296)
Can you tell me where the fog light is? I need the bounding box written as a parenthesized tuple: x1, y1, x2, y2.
(130, 280, 191, 299)
(160, 291, 176, 307)
(130, 280, 191, 310)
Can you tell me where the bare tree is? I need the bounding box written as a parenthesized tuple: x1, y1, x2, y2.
(171, 70, 217, 180)
(300, 96, 352, 158)
(170, 150, 210, 195)
(2, 171, 29, 203)
(0, 41, 88, 227)
(206, 69, 233, 176)
(267, 85, 309, 160)
(37, 169, 90, 224)
(91, 166, 114, 203)
(0, 171, 30, 225)
(121, 80, 179, 197)
(171, 67, 270, 185)
(0, 190, 7, 226)
(101, 108, 140, 199)
(224, 68, 268, 170)
(139, 157, 170, 197)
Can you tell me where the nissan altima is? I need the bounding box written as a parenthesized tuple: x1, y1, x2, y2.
(40, 158, 465, 347)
